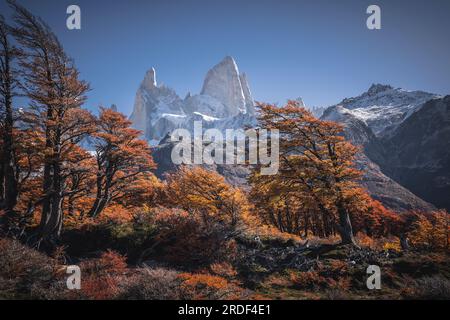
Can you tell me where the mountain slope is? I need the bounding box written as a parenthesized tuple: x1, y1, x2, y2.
(380, 96, 450, 211)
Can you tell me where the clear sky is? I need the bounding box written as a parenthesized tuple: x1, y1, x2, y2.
(1, 0, 450, 115)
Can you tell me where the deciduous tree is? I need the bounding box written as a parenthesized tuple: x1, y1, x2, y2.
(251, 101, 363, 245)
(166, 166, 250, 227)
(88, 107, 155, 218)
(9, 0, 94, 245)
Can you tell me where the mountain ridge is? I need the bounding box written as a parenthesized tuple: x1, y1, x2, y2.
(325, 83, 440, 136)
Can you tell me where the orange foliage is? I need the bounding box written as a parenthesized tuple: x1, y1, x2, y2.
(209, 262, 238, 279)
(79, 250, 128, 300)
(407, 211, 449, 250)
(347, 192, 401, 237)
(166, 166, 251, 227)
(81, 250, 128, 275)
(148, 207, 238, 267)
(178, 272, 245, 300)
(289, 270, 328, 289)
(88, 107, 156, 218)
(97, 205, 135, 224)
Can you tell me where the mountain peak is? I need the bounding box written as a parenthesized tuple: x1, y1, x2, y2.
(222, 55, 237, 64)
(329, 84, 438, 136)
(367, 83, 393, 95)
(200, 56, 247, 117)
(142, 67, 157, 89)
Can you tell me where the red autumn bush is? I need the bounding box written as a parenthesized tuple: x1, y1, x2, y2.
(0, 238, 66, 299)
(117, 268, 190, 300)
(289, 270, 328, 290)
(145, 207, 238, 269)
(77, 250, 128, 300)
(178, 272, 248, 300)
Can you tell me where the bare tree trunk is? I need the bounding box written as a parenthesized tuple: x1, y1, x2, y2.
(336, 202, 357, 246)
(90, 196, 110, 218)
(38, 121, 65, 244)
(38, 157, 64, 245)
(89, 169, 114, 218)
(89, 178, 111, 218)
(0, 160, 4, 206)
(3, 83, 18, 213)
(0, 18, 19, 231)
(400, 234, 410, 251)
(39, 109, 54, 235)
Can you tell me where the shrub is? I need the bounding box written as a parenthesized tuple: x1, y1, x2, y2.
(77, 250, 128, 300)
(118, 268, 189, 300)
(145, 207, 238, 269)
(178, 272, 248, 300)
(383, 240, 402, 253)
(322, 289, 352, 300)
(406, 276, 450, 300)
(0, 238, 60, 299)
(289, 270, 327, 289)
(62, 212, 157, 262)
(209, 262, 238, 279)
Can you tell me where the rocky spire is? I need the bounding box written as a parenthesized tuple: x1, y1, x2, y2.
(367, 83, 393, 96)
(239, 72, 255, 115)
(200, 56, 247, 117)
(142, 67, 157, 89)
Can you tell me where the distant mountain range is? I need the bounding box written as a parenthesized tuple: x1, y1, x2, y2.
(129, 57, 449, 212)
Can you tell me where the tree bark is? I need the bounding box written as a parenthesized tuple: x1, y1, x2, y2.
(0, 20, 19, 230)
(3, 83, 18, 213)
(400, 234, 410, 251)
(38, 117, 64, 244)
(336, 202, 357, 245)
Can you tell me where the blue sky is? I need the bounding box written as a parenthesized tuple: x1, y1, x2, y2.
(1, 0, 450, 115)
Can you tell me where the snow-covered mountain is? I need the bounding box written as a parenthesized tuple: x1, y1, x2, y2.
(327, 84, 440, 136)
(321, 104, 435, 212)
(129, 56, 257, 144)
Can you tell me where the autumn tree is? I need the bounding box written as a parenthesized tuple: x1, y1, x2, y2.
(344, 191, 401, 238)
(8, 1, 94, 245)
(400, 210, 449, 251)
(251, 101, 363, 245)
(5, 127, 46, 234)
(0, 14, 20, 228)
(88, 107, 155, 218)
(250, 176, 312, 236)
(165, 166, 250, 227)
(63, 144, 96, 218)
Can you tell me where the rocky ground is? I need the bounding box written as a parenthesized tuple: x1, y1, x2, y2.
(234, 235, 450, 299)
